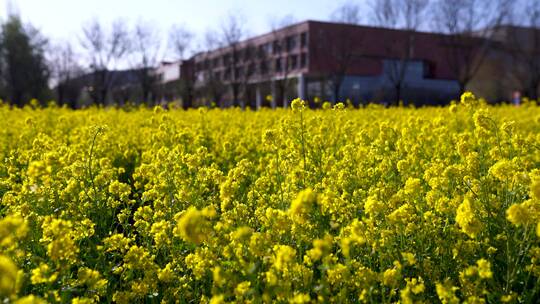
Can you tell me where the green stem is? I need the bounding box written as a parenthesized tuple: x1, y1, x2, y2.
(275, 149, 284, 207)
(87, 128, 102, 203)
(299, 110, 307, 186)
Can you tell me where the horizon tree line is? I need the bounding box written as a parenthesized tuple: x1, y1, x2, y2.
(0, 0, 538, 108)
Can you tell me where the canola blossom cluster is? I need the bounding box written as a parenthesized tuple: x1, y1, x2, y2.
(1, 94, 540, 303)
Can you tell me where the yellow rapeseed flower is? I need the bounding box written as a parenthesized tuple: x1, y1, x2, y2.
(0, 255, 18, 297)
(477, 259, 493, 279)
(531, 178, 540, 200)
(290, 98, 306, 111)
(289, 188, 317, 218)
(506, 203, 530, 226)
(174, 207, 211, 244)
(460, 91, 476, 106)
(456, 198, 482, 238)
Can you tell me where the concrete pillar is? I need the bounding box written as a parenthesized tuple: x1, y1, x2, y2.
(256, 85, 262, 110)
(270, 80, 277, 109)
(297, 73, 306, 100)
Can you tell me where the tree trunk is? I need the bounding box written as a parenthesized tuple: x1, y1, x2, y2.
(100, 88, 107, 106)
(458, 82, 466, 96)
(182, 84, 193, 110)
(57, 85, 64, 106)
(529, 78, 540, 100)
(333, 81, 341, 104)
(526, 85, 538, 100)
(394, 84, 402, 106)
(232, 84, 240, 107)
(277, 81, 286, 108)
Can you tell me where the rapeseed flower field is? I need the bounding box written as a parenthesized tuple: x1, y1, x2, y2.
(1, 93, 540, 303)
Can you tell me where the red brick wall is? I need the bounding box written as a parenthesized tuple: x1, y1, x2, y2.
(307, 21, 470, 80)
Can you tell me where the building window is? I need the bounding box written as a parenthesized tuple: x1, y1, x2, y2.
(300, 53, 307, 68)
(266, 42, 273, 54)
(423, 60, 435, 78)
(273, 40, 281, 54)
(235, 67, 243, 79)
(260, 43, 272, 55)
(247, 63, 255, 76)
(256, 46, 265, 59)
(300, 32, 307, 48)
(275, 58, 282, 72)
(243, 48, 252, 61)
(196, 72, 204, 82)
(260, 61, 268, 75)
(290, 55, 298, 70)
(286, 35, 297, 51)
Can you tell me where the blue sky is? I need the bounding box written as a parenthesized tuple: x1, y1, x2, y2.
(0, 0, 358, 45)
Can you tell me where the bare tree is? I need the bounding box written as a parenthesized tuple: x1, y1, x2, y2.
(237, 43, 264, 108)
(268, 14, 297, 31)
(331, 2, 362, 25)
(169, 24, 193, 60)
(199, 30, 225, 107)
(220, 13, 247, 107)
(432, 0, 511, 95)
(169, 24, 195, 108)
(268, 15, 297, 108)
(80, 19, 130, 105)
(130, 20, 163, 105)
(48, 42, 83, 107)
(328, 2, 363, 104)
(504, 0, 540, 99)
(371, 0, 430, 105)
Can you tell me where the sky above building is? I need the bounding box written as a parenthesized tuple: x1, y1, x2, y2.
(0, 0, 356, 47)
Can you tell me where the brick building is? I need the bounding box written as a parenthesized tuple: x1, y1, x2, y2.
(181, 20, 471, 107)
(153, 59, 196, 107)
